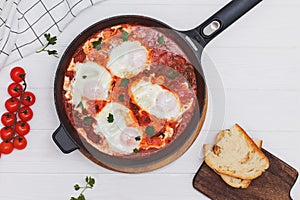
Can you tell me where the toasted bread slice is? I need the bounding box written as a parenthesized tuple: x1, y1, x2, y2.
(219, 139, 263, 188)
(220, 174, 252, 188)
(204, 124, 269, 180)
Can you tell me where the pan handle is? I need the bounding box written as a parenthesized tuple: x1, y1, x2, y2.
(52, 124, 79, 154)
(195, 0, 262, 46)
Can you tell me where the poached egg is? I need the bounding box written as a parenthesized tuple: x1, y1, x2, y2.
(94, 102, 142, 154)
(107, 41, 148, 78)
(72, 61, 112, 106)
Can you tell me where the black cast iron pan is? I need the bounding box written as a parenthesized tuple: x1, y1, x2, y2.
(52, 0, 262, 173)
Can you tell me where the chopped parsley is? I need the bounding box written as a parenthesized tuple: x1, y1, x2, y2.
(135, 136, 141, 141)
(82, 75, 87, 79)
(118, 94, 125, 102)
(119, 78, 130, 87)
(133, 148, 139, 153)
(76, 101, 84, 110)
(83, 116, 93, 125)
(145, 126, 155, 137)
(92, 37, 103, 50)
(158, 35, 165, 46)
(167, 70, 177, 79)
(107, 113, 114, 123)
(120, 31, 130, 41)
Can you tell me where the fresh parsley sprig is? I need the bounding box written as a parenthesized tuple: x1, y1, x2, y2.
(71, 176, 95, 200)
(36, 33, 58, 57)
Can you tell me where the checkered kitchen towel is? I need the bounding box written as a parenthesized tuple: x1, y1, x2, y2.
(0, 0, 105, 69)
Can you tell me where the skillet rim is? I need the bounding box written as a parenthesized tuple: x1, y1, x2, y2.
(53, 14, 208, 173)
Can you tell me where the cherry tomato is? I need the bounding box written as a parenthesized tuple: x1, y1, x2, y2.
(18, 106, 33, 122)
(0, 141, 14, 154)
(5, 97, 20, 113)
(1, 112, 16, 126)
(13, 136, 27, 150)
(0, 127, 14, 140)
(15, 121, 30, 136)
(21, 91, 36, 106)
(10, 66, 26, 83)
(7, 82, 23, 97)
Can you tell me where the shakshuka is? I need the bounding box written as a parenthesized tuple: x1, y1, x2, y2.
(62, 24, 198, 156)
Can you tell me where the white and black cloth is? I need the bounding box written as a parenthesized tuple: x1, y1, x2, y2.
(0, 0, 104, 68)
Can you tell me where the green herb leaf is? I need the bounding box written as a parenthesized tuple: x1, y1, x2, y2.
(119, 78, 130, 87)
(88, 177, 95, 187)
(44, 33, 50, 40)
(133, 148, 139, 153)
(118, 94, 125, 102)
(74, 184, 80, 191)
(107, 113, 114, 123)
(135, 136, 141, 141)
(44, 33, 57, 45)
(70, 197, 77, 200)
(76, 101, 84, 110)
(82, 75, 87, 79)
(167, 70, 177, 79)
(121, 31, 130, 41)
(47, 50, 58, 57)
(158, 35, 165, 46)
(83, 116, 93, 125)
(78, 194, 86, 200)
(145, 126, 155, 136)
(92, 37, 103, 50)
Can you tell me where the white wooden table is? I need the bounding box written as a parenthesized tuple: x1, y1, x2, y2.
(0, 0, 299, 199)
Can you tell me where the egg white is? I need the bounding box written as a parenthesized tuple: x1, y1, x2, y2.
(107, 41, 148, 78)
(94, 102, 142, 154)
(129, 79, 183, 120)
(72, 61, 112, 106)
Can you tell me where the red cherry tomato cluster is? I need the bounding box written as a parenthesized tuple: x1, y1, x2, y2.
(0, 67, 35, 157)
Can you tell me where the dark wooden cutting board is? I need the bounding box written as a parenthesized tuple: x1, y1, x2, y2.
(193, 149, 298, 200)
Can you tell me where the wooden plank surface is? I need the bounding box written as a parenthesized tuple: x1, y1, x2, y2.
(0, 0, 300, 199)
(193, 149, 299, 200)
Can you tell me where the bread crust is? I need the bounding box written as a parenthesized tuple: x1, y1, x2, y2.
(220, 175, 252, 188)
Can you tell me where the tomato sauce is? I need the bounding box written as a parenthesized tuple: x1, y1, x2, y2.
(62, 24, 198, 156)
